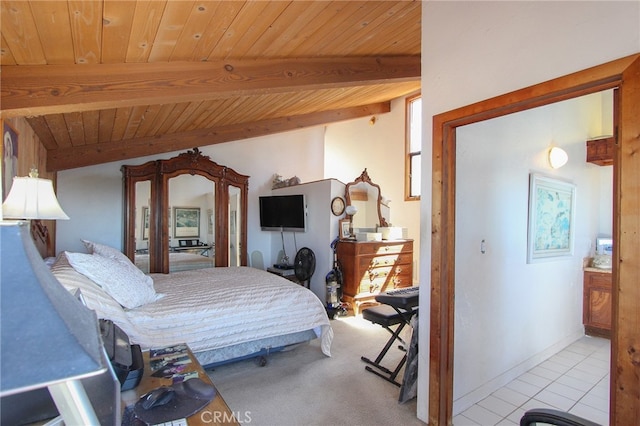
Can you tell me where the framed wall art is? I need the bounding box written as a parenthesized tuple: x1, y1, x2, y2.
(339, 218, 351, 240)
(2, 120, 19, 201)
(174, 207, 200, 238)
(527, 173, 576, 263)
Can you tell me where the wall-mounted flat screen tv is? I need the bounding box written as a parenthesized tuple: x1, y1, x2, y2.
(259, 194, 307, 232)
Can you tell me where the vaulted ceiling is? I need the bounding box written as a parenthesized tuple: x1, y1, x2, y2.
(1, 1, 421, 172)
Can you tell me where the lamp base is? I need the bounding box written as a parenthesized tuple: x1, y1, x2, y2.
(30, 220, 52, 258)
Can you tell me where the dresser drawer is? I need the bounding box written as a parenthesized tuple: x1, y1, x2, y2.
(357, 270, 413, 294)
(359, 253, 413, 270)
(356, 241, 413, 256)
(360, 264, 411, 282)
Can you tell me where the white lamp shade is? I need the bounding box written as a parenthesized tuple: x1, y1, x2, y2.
(2, 176, 69, 220)
(548, 147, 569, 169)
(345, 205, 358, 216)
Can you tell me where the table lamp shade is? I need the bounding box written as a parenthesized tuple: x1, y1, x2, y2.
(2, 175, 69, 220)
(0, 223, 105, 396)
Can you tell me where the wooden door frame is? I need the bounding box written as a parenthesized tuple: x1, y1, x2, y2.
(429, 53, 640, 425)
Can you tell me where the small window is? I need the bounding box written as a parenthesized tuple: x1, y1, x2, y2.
(406, 94, 421, 200)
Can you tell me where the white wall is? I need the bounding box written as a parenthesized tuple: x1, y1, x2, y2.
(420, 1, 639, 422)
(56, 96, 416, 276)
(453, 92, 609, 412)
(57, 127, 326, 258)
(324, 96, 421, 282)
(270, 179, 345, 302)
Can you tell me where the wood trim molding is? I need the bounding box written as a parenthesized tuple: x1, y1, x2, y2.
(429, 53, 640, 425)
(612, 54, 640, 422)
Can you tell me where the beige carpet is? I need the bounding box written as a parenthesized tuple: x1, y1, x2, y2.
(207, 314, 425, 426)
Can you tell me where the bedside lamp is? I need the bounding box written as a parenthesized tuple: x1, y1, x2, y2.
(345, 205, 358, 237)
(2, 168, 69, 220)
(2, 169, 69, 254)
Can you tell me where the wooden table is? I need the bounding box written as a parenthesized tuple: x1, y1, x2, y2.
(266, 267, 302, 286)
(121, 346, 239, 425)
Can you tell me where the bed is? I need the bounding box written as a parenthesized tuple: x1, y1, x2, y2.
(135, 252, 214, 273)
(50, 247, 333, 368)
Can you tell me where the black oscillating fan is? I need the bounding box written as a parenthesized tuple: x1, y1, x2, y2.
(294, 247, 316, 289)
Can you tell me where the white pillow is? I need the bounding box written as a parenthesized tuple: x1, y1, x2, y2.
(65, 251, 160, 309)
(81, 239, 159, 295)
(51, 252, 127, 319)
(82, 239, 130, 263)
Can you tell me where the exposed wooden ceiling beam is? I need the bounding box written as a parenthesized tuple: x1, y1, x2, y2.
(45, 101, 391, 171)
(2, 56, 419, 117)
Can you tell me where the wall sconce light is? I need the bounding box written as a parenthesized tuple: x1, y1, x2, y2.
(548, 147, 568, 169)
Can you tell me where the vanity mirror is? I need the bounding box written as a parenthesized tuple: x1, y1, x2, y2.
(337, 169, 413, 314)
(344, 169, 388, 233)
(122, 148, 249, 273)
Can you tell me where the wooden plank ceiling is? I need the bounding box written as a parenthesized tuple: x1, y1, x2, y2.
(0, 1, 421, 171)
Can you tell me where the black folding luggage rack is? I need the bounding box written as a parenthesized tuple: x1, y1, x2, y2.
(360, 287, 419, 387)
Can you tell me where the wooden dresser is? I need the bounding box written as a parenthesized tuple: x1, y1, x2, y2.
(583, 269, 612, 338)
(336, 239, 414, 315)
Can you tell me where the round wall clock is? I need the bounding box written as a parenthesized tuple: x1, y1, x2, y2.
(331, 196, 345, 216)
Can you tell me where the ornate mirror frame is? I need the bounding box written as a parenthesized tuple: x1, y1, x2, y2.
(344, 168, 388, 229)
(122, 148, 249, 273)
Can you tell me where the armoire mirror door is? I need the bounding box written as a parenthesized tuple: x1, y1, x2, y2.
(228, 184, 242, 266)
(123, 160, 159, 272)
(123, 149, 249, 273)
(135, 180, 153, 273)
(167, 174, 216, 272)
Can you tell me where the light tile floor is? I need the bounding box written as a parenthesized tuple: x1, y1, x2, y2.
(453, 335, 610, 425)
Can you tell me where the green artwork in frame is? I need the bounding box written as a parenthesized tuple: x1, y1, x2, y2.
(527, 173, 576, 263)
(174, 207, 200, 238)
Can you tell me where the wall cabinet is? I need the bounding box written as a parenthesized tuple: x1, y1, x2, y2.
(336, 239, 413, 315)
(586, 136, 614, 166)
(583, 269, 612, 338)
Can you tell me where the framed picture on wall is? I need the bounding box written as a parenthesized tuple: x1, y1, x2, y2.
(174, 207, 200, 238)
(339, 218, 351, 240)
(2, 120, 19, 201)
(527, 174, 576, 263)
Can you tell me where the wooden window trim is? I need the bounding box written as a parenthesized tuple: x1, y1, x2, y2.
(405, 93, 422, 201)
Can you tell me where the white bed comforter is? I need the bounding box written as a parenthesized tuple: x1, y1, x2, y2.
(129, 267, 333, 357)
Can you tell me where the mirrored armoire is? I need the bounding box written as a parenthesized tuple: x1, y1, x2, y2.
(122, 148, 249, 273)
